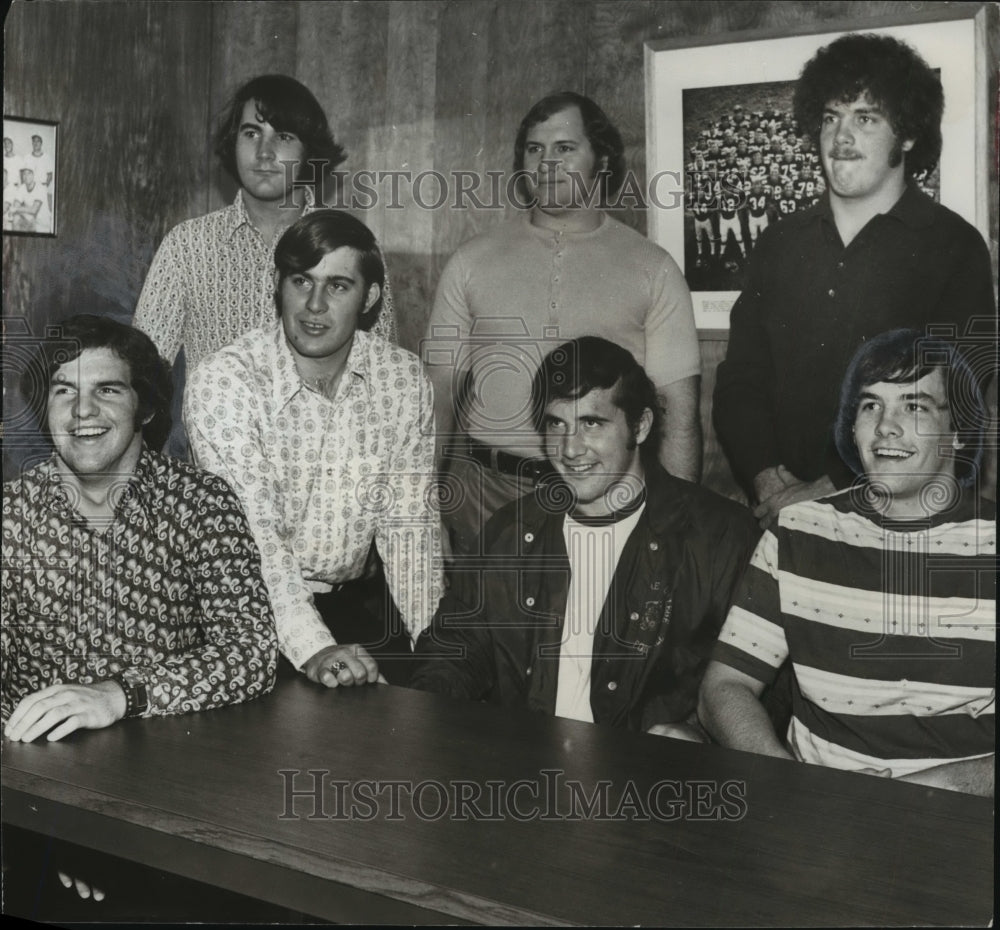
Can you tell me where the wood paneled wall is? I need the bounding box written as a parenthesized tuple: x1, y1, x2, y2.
(3, 0, 214, 331)
(3, 0, 996, 498)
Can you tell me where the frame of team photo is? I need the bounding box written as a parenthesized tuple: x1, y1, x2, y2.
(3, 116, 58, 237)
(644, 7, 991, 332)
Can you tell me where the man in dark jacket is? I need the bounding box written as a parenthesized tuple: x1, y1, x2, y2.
(411, 336, 758, 736)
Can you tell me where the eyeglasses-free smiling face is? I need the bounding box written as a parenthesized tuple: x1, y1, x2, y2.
(47, 347, 145, 487)
(542, 387, 652, 517)
(853, 368, 959, 518)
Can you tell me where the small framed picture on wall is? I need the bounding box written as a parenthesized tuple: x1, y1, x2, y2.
(3, 116, 58, 237)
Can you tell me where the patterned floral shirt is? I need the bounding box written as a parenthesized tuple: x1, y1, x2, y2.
(184, 325, 444, 669)
(133, 191, 398, 374)
(1, 448, 278, 723)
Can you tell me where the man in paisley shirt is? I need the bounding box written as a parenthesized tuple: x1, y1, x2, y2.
(2, 315, 278, 742)
(185, 210, 444, 688)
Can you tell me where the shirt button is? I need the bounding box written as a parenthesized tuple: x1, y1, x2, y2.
(526, 666, 533, 676)
(550, 302, 557, 309)
(607, 681, 618, 692)
(828, 288, 836, 297)
(648, 541, 659, 551)
(525, 596, 535, 607)
(629, 611, 639, 621)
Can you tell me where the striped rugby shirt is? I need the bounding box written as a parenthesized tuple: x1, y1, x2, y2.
(713, 490, 995, 776)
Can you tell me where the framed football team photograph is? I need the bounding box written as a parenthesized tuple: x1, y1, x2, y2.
(644, 8, 991, 331)
(3, 116, 58, 237)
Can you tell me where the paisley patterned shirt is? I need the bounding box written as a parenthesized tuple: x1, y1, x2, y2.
(1, 448, 278, 724)
(133, 190, 398, 374)
(184, 325, 444, 669)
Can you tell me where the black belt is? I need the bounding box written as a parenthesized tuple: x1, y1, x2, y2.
(462, 437, 554, 481)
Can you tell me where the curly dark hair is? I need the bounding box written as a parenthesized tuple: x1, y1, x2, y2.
(513, 92, 627, 202)
(214, 74, 346, 193)
(531, 336, 663, 466)
(793, 33, 943, 178)
(834, 329, 985, 487)
(22, 314, 173, 452)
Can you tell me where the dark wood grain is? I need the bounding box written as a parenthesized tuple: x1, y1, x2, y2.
(3, 1, 213, 329)
(2, 678, 993, 926)
(380, 1, 442, 353)
(207, 1, 301, 211)
(430, 0, 494, 278)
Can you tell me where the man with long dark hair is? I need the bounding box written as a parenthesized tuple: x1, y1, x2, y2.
(134, 74, 397, 455)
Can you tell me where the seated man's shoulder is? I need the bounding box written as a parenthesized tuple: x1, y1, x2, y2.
(2, 459, 51, 513)
(477, 487, 550, 552)
(360, 329, 424, 377)
(138, 449, 246, 516)
(654, 471, 758, 541)
(190, 325, 274, 386)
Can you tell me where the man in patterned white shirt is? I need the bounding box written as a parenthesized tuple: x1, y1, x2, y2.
(133, 74, 397, 456)
(185, 210, 443, 688)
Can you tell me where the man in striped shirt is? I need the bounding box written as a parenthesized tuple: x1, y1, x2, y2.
(699, 329, 994, 796)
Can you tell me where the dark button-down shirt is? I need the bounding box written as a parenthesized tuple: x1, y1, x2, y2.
(1, 448, 278, 722)
(714, 186, 996, 492)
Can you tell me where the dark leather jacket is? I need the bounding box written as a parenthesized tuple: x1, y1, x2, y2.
(411, 465, 759, 730)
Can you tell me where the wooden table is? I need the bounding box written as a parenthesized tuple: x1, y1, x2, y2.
(2, 677, 993, 926)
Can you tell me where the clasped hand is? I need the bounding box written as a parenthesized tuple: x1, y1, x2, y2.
(303, 644, 386, 688)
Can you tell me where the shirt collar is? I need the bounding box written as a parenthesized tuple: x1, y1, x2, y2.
(270, 323, 373, 412)
(520, 207, 608, 240)
(816, 182, 937, 233)
(39, 446, 158, 525)
(224, 187, 317, 242)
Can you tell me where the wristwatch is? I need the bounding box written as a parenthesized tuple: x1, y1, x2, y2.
(110, 675, 149, 718)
